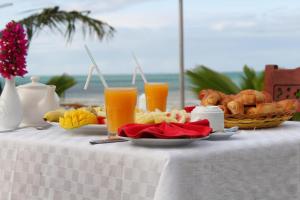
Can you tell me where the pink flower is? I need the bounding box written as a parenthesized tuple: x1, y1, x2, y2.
(0, 21, 28, 79)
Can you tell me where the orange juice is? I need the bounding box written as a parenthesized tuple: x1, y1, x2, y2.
(144, 82, 168, 112)
(104, 87, 137, 137)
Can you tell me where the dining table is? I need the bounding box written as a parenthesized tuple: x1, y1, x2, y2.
(0, 121, 300, 200)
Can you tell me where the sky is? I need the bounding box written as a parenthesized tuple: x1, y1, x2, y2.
(1, 0, 300, 75)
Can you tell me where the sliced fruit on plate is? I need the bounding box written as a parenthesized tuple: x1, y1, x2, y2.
(91, 106, 106, 117)
(168, 109, 191, 123)
(135, 109, 190, 124)
(59, 109, 98, 129)
(154, 114, 178, 124)
(97, 116, 106, 124)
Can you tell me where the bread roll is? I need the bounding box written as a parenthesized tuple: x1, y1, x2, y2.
(199, 89, 223, 106)
(277, 99, 299, 112)
(199, 89, 225, 106)
(199, 89, 221, 100)
(201, 94, 221, 106)
(262, 91, 272, 103)
(220, 95, 235, 106)
(275, 103, 285, 113)
(227, 100, 244, 114)
(235, 90, 266, 105)
(256, 103, 277, 114)
(246, 107, 258, 115)
(218, 105, 229, 114)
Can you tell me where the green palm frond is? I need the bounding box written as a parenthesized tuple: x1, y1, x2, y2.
(255, 71, 264, 91)
(18, 6, 115, 43)
(186, 65, 266, 96)
(240, 65, 264, 91)
(46, 74, 76, 97)
(292, 113, 300, 121)
(186, 65, 240, 95)
(240, 65, 256, 89)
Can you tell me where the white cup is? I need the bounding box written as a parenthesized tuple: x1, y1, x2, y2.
(191, 106, 224, 132)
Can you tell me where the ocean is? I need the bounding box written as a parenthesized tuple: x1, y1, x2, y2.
(0, 72, 242, 107)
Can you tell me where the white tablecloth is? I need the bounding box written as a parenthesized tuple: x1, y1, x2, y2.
(0, 122, 300, 200)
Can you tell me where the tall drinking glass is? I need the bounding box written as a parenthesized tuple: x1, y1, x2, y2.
(104, 87, 137, 138)
(144, 82, 168, 112)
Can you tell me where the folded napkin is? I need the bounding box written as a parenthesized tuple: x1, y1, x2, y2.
(118, 119, 212, 139)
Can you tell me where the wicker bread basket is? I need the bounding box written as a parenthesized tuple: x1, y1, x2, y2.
(224, 111, 295, 129)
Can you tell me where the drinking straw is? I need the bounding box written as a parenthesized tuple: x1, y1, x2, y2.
(83, 64, 94, 90)
(131, 52, 148, 84)
(83, 44, 108, 89)
(131, 67, 138, 85)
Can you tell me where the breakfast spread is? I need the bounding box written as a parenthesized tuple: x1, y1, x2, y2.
(43, 89, 298, 132)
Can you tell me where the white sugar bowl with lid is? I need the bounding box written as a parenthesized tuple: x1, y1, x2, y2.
(191, 106, 224, 132)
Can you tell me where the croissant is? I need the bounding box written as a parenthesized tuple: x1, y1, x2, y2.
(277, 99, 299, 112)
(255, 103, 278, 114)
(274, 104, 285, 113)
(199, 89, 225, 101)
(262, 91, 272, 103)
(220, 95, 235, 106)
(217, 91, 227, 99)
(235, 90, 266, 105)
(218, 105, 229, 114)
(227, 100, 244, 114)
(199, 89, 210, 100)
(246, 107, 258, 115)
(199, 89, 224, 106)
(201, 94, 221, 106)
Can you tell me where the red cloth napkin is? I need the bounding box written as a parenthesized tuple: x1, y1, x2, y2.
(118, 119, 212, 139)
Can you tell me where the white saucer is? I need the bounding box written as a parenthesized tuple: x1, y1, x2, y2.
(120, 135, 209, 147)
(208, 130, 237, 140)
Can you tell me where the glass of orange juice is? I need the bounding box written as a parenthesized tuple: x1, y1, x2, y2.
(144, 82, 168, 112)
(104, 87, 137, 138)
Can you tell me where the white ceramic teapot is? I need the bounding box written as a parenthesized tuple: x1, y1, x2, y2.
(17, 76, 60, 127)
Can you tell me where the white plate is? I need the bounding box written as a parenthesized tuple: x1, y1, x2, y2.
(208, 131, 236, 140)
(48, 122, 107, 134)
(120, 135, 209, 147)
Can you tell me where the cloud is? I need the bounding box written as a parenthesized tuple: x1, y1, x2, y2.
(211, 20, 257, 31)
(92, 0, 175, 29)
(62, 0, 158, 13)
(97, 12, 174, 29)
(203, 5, 300, 35)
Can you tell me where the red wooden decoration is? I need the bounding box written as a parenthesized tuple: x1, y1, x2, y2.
(264, 64, 300, 112)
